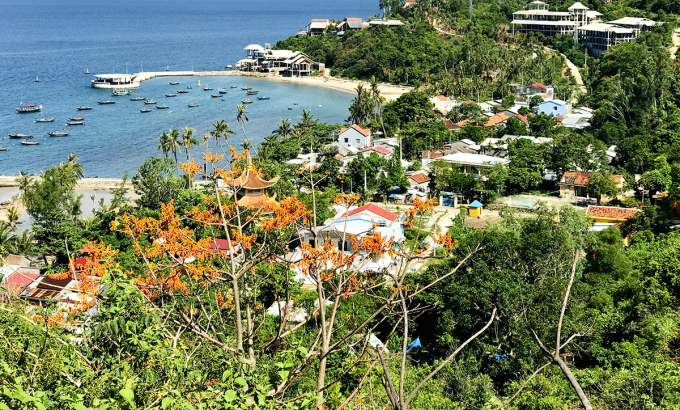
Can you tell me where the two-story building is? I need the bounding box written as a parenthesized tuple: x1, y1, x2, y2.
(557, 171, 624, 198)
(338, 124, 372, 149)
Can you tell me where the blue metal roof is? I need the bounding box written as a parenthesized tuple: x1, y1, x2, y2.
(468, 200, 484, 208)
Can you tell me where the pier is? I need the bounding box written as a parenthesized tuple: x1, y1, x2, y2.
(93, 70, 245, 89)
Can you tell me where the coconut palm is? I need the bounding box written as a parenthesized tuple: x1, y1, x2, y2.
(157, 131, 172, 158)
(10, 229, 34, 255)
(274, 118, 293, 139)
(241, 138, 254, 152)
(210, 120, 236, 155)
(236, 105, 249, 140)
(7, 207, 20, 227)
(61, 154, 84, 179)
(181, 127, 198, 162)
(167, 128, 183, 177)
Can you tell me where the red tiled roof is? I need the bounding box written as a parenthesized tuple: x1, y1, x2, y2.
(409, 173, 431, 184)
(515, 114, 529, 124)
(74, 257, 87, 267)
(443, 119, 459, 130)
(540, 94, 552, 98)
(1, 271, 40, 296)
(558, 171, 624, 187)
(373, 146, 390, 154)
(587, 206, 640, 220)
(483, 113, 510, 127)
(533, 83, 546, 89)
(455, 119, 474, 127)
(346, 18, 363, 22)
(435, 95, 449, 101)
(339, 124, 371, 137)
(312, 19, 329, 22)
(210, 239, 237, 252)
(342, 203, 398, 222)
(555, 117, 566, 123)
(463, 100, 473, 104)
(335, 154, 344, 160)
(422, 150, 444, 159)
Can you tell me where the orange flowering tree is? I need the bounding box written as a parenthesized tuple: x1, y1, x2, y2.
(31, 149, 481, 409)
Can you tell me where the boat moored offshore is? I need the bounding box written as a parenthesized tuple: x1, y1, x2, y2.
(16, 104, 42, 113)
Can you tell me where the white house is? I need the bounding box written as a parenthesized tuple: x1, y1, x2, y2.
(430, 96, 455, 113)
(338, 125, 372, 149)
(440, 152, 510, 175)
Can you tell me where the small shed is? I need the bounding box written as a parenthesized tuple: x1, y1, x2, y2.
(468, 200, 484, 217)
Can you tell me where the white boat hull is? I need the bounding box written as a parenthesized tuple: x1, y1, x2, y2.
(91, 81, 140, 89)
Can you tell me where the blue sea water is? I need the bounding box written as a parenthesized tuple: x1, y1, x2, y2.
(0, 0, 380, 177)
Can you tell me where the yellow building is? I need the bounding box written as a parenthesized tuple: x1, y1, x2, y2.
(468, 200, 484, 217)
(652, 191, 680, 218)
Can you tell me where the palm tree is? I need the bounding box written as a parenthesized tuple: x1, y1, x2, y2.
(210, 120, 236, 155)
(241, 138, 254, 152)
(236, 105, 249, 140)
(7, 207, 20, 227)
(181, 127, 198, 161)
(10, 230, 34, 255)
(157, 131, 172, 158)
(274, 118, 293, 139)
(167, 128, 183, 177)
(62, 154, 84, 179)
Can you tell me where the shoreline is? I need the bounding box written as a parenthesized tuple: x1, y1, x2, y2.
(246, 73, 413, 102)
(0, 176, 131, 190)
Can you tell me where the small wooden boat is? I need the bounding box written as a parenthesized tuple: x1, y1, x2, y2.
(288, 107, 293, 110)
(165, 94, 177, 97)
(230, 85, 237, 88)
(211, 94, 222, 98)
(36, 76, 39, 82)
(16, 104, 42, 113)
(140, 109, 152, 113)
(242, 99, 253, 104)
(112, 89, 131, 96)
(67, 121, 84, 126)
(294, 103, 299, 105)
(188, 104, 199, 107)
(156, 105, 169, 109)
(241, 87, 251, 91)
(130, 97, 146, 101)
(8, 134, 32, 139)
(21, 141, 40, 146)
(177, 90, 189, 94)
(258, 97, 270, 100)
(35, 118, 55, 122)
(144, 100, 157, 105)
(203, 87, 213, 91)
(170, 82, 180, 85)
(226, 65, 233, 69)
(187, 86, 192, 89)
(218, 88, 227, 94)
(69, 116, 84, 121)
(98, 100, 115, 105)
(0, 148, 9, 152)
(48, 132, 70, 137)
(77, 106, 92, 111)
(246, 90, 259, 95)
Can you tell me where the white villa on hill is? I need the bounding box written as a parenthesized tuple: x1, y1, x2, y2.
(236, 44, 318, 77)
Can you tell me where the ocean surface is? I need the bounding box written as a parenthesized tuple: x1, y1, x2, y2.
(0, 0, 379, 177)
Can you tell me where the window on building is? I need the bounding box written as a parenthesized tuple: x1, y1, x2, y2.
(356, 139, 360, 144)
(344, 138, 348, 143)
(308, 239, 315, 247)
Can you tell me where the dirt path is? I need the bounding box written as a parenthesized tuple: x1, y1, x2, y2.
(560, 53, 586, 94)
(669, 28, 680, 59)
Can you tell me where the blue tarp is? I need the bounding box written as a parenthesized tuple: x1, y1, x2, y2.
(407, 337, 422, 352)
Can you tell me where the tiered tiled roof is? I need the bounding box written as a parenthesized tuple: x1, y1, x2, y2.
(558, 171, 623, 187)
(230, 155, 280, 189)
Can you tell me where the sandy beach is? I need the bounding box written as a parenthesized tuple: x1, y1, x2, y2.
(0, 176, 131, 190)
(250, 73, 413, 102)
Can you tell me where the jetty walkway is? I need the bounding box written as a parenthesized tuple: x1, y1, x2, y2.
(131, 70, 243, 84)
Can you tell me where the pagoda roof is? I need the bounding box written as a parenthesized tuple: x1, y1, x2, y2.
(230, 155, 280, 189)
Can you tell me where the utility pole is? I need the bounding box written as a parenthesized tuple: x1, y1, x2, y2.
(469, 0, 473, 20)
(364, 170, 367, 191)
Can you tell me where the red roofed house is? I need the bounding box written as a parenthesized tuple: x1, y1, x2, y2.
(404, 0, 417, 6)
(1, 271, 40, 298)
(221, 153, 280, 208)
(421, 150, 445, 166)
(337, 18, 368, 32)
(408, 172, 431, 191)
(342, 203, 399, 222)
(515, 114, 529, 124)
(338, 124, 372, 149)
(586, 206, 641, 244)
(558, 171, 625, 199)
